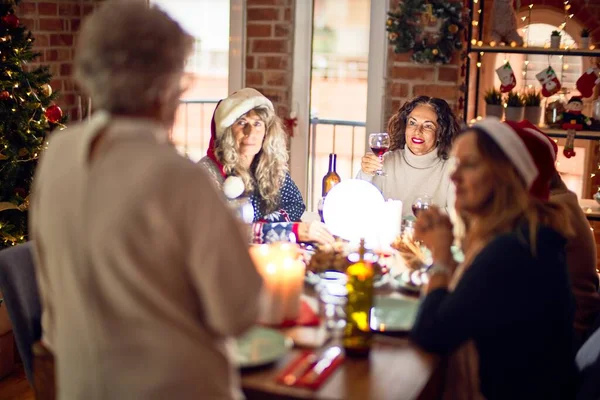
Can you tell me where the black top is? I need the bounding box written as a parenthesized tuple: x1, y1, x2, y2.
(411, 226, 577, 400)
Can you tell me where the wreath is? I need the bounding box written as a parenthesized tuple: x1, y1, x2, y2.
(387, 0, 466, 64)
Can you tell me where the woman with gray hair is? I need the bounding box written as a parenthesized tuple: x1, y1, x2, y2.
(199, 88, 334, 245)
(30, 2, 262, 399)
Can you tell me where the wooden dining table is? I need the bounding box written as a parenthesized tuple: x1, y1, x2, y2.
(240, 289, 442, 400)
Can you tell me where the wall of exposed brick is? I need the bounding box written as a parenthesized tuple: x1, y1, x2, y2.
(245, 0, 295, 119)
(16, 0, 104, 123)
(384, 0, 464, 126)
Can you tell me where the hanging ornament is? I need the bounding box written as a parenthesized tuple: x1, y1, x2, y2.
(536, 66, 561, 97)
(283, 112, 298, 137)
(496, 62, 517, 93)
(44, 104, 63, 124)
(563, 129, 576, 158)
(39, 83, 52, 97)
(1, 14, 19, 29)
(576, 67, 600, 98)
(0, 90, 9, 100)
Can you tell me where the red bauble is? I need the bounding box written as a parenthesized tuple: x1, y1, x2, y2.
(44, 104, 63, 124)
(0, 90, 9, 100)
(1, 14, 19, 29)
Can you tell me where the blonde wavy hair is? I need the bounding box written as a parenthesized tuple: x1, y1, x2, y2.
(459, 129, 572, 258)
(215, 106, 288, 213)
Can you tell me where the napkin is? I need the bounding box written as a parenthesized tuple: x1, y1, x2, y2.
(276, 349, 344, 390)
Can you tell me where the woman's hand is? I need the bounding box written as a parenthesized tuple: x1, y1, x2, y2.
(414, 207, 455, 270)
(298, 221, 335, 245)
(360, 153, 383, 176)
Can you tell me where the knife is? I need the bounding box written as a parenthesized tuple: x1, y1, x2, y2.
(281, 352, 318, 386)
(300, 346, 343, 385)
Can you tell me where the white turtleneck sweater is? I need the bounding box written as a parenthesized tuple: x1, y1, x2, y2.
(356, 148, 454, 217)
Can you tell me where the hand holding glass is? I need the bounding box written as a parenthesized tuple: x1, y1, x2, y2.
(369, 133, 390, 176)
(412, 194, 433, 217)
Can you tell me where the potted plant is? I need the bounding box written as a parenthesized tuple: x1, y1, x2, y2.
(484, 88, 503, 119)
(523, 89, 542, 125)
(550, 30, 561, 49)
(581, 28, 591, 49)
(505, 91, 524, 121)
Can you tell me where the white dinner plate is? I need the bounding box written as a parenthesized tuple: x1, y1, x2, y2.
(234, 326, 293, 369)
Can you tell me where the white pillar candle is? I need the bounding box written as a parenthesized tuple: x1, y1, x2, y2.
(249, 243, 305, 325)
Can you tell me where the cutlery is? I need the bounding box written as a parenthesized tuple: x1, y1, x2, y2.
(301, 346, 342, 385)
(281, 352, 318, 386)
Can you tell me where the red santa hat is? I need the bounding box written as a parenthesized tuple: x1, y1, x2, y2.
(472, 117, 557, 200)
(206, 88, 274, 178)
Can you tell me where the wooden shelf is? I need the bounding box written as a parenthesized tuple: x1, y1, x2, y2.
(544, 129, 600, 141)
(469, 45, 600, 57)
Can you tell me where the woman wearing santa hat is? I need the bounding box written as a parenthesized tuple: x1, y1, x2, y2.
(199, 88, 334, 245)
(410, 118, 577, 399)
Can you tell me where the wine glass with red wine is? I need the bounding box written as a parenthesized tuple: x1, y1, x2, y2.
(369, 132, 390, 176)
(412, 194, 433, 217)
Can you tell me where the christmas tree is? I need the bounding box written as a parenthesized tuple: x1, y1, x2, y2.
(0, 0, 65, 249)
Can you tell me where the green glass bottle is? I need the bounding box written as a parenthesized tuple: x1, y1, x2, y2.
(343, 239, 374, 357)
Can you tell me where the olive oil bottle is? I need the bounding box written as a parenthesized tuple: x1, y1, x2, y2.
(343, 239, 374, 357)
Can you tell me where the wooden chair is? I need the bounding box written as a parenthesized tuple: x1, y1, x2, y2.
(32, 341, 55, 400)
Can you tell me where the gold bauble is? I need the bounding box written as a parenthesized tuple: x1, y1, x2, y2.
(448, 24, 459, 34)
(432, 49, 439, 55)
(40, 83, 52, 97)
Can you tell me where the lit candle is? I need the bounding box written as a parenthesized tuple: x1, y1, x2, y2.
(77, 96, 82, 122)
(249, 243, 305, 325)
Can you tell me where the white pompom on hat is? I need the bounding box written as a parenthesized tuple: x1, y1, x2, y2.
(213, 88, 274, 139)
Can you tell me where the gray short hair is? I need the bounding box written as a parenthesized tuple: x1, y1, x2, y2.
(75, 0, 194, 116)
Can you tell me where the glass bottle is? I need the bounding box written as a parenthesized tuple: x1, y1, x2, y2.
(322, 153, 341, 198)
(343, 239, 374, 357)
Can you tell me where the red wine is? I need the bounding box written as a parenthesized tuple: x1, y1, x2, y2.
(412, 204, 430, 216)
(371, 146, 388, 158)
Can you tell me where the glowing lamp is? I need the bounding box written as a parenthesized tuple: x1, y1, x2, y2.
(323, 179, 385, 247)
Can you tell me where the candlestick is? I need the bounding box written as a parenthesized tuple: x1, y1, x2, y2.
(249, 243, 305, 325)
(77, 96, 82, 122)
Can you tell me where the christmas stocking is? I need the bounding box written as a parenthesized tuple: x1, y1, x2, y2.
(576, 67, 600, 98)
(496, 62, 516, 93)
(536, 66, 561, 97)
(563, 129, 576, 159)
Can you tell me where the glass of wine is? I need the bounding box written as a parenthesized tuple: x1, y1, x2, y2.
(369, 132, 390, 176)
(412, 194, 433, 217)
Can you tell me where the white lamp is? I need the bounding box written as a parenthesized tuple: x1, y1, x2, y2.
(322, 179, 385, 247)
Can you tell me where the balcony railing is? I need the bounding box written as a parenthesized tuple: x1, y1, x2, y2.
(170, 99, 219, 162)
(308, 118, 366, 211)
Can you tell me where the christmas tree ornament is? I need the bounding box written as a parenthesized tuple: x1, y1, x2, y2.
(536, 66, 561, 97)
(490, 0, 524, 46)
(44, 104, 63, 124)
(223, 176, 245, 200)
(561, 96, 591, 130)
(1, 14, 19, 29)
(496, 62, 517, 93)
(40, 83, 52, 97)
(0, 90, 9, 100)
(576, 67, 600, 98)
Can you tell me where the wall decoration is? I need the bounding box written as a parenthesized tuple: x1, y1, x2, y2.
(387, 0, 466, 64)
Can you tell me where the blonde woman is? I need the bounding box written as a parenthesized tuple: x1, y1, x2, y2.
(199, 88, 333, 245)
(411, 118, 577, 399)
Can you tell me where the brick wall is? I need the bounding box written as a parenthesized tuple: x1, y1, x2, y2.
(17, 0, 104, 123)
(384, 0, 464, 125)
(245, 0, 294, 119)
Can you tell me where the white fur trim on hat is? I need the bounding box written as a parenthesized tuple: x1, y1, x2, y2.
(214, 88, 274, 137)
(473, 117, 538, 189)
